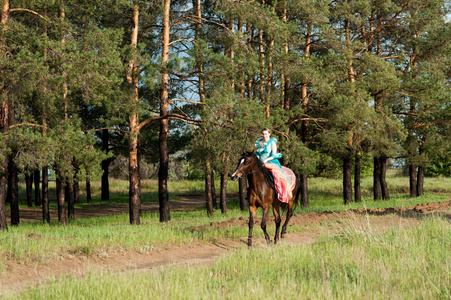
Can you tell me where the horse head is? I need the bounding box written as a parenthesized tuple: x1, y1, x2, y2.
(231, 151, 255, 181)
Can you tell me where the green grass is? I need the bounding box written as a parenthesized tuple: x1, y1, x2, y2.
(14, 171, 451, 209)
(0, 208, 252, 266)
(2, 173, 450, 267)
(7, 215, 451, 300)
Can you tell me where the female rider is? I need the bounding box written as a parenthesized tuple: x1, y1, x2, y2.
(254, 128, 292, 202)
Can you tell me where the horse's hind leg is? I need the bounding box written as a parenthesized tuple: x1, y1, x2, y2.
(261, 204, 272, 245)
(272, 203, 281, 244)
(281, 201, 294, 238)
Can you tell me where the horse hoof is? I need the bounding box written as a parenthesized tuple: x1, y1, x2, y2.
(281, 233, 286, 239)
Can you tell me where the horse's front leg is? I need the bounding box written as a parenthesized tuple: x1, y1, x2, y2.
(272, 203, 281, 244)
(248, 205, 257, 247)
(261, 204, 271, 245)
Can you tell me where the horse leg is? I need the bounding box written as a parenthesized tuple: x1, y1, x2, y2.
(261, 204, 272, 245)
(272, 203, 281, 244)
(281, 201, 294, 238)
(248, 205, 257, 247)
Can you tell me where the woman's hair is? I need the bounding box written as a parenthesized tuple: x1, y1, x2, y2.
(262, 127, 271, 135)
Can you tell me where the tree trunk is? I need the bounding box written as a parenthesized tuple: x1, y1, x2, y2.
(8, 156, 19, 225)
(42, 166, 50, 223)
(205, 160, 213, 217)
(101, 129, 110, 201)
(0, 162, 7, 230)
(239, 176, 248, 211)
(56, 177, 60, 203)
(0, 168, 7, 230)
(25, 172, 33, 207)
(159, 0, 171, 223)
(300, 74, 309, 208)
(380, 157, 390, 200)
(73, 161, 80, 204)
(34, 169, 41, 206)
(57, 176, 67, 226)
(416, 144, 424, 197)
(66, 177, 75, 219)
(280, 0, 289, 109)
(211, 170, 217, 209)
(129, 126, 141, 225)
(416, 164, 424, 197)
(409, 163, 417, 197)
(299, 22, 310, 207)
(220, 173, 228, 214)
(127, 1, 142, 225)
(354, 153, 361, 202)
(343, 154, 353, 205)
(0, 0, 10, 232)
(373, 157, 382, 200)
(73, 178, 80, 204)
(86, 179, 92, 203)
(343, 18, 354, 206)
(0, 151, 7, 231)
(299, 174, 308, 207)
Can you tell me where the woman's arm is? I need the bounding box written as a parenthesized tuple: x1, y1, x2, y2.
(271, 141, 278, 156)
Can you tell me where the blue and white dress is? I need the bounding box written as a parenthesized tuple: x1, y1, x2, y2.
(254, 137, 283, 168)
(254, 137, 292, 202)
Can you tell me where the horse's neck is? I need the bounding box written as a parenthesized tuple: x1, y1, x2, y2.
(246, 161, 266, 188)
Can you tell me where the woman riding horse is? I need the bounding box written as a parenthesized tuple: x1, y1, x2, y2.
(255, 128, 292, 203)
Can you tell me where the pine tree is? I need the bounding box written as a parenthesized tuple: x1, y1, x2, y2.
(396, 0, 451, 197)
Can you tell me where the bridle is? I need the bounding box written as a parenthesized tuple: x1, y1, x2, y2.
(235, 156, 264, 178)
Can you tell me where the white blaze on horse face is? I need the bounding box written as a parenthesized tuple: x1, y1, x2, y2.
(231, 158, 246, 178)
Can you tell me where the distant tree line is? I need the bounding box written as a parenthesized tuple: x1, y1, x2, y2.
(0, 0, 449, 230)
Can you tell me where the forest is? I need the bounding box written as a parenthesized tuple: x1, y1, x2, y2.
(0, 0, 450, 230)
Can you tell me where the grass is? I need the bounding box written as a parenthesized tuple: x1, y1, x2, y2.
(14, 170, 451, 209)
(1, 173, 450, 298)
(0, 208, 252, 266)
(7, 215, 451, 300)
(2, 173, 450, 266)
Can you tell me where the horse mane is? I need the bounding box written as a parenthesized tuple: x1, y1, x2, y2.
(243, 152, 276, 194)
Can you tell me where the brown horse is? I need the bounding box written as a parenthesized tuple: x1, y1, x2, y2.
(231, 152, 300, 246)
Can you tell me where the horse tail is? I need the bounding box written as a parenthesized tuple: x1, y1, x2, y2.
(292, 177, 302, 210)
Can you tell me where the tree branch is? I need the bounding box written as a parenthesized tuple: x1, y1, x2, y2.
(169, 39, 195, 46)
(137, 113, 201, 130)
(9, 8, 47, 19)
(168, 98, 204, 105)
(8, 123, 47, 130)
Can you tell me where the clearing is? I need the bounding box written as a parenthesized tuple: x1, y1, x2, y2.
(1, 196, 451, 297)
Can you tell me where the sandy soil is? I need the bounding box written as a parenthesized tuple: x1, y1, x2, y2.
(1, 196, 450, 297)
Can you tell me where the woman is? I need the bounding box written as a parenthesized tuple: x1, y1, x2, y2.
(255, 128, 293, 203)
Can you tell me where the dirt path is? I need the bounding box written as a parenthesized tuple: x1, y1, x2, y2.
(1, 198, 451, 297)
